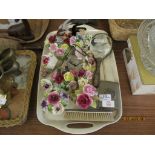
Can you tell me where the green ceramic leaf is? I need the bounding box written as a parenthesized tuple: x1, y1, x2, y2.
(61, 100, 67, 107)
(91, 101, 97, 108)
(48, 104, 53, 111)
(75, 89, 81, 95)
(43, 92, 49, 97)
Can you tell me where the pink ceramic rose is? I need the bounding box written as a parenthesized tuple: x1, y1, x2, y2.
(55, 48, 65, 57)
(83, 84, 97, 96)
(76, 93, 93, 109)
(69, 36, 76, 45)
(85, 71, 93, 79)
(49, 43, 58, 52)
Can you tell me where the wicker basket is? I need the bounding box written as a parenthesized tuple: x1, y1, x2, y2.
(0, 50, 36, 127)
(0, 38, 21, 50)
(108, 19, 143, 41)
(0, 19, 49, 44)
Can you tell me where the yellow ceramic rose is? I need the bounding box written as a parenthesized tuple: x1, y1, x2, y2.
(60, 44, 69, 50)
(64, 72, 74, 82)
(83, 63, 95, 72)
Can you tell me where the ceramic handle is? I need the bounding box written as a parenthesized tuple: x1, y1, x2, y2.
(93, 58, 102, 87)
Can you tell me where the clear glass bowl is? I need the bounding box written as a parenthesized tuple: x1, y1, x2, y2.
(137, 19, 155, 75)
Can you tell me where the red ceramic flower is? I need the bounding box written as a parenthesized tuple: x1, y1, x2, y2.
(51, 71, 64, 84)
(76, 93, 93, 109)
(43, 57, 49, 65)
(49, 35, 56, 43)
(48, 91, 60, 105)
(64, 38, 70, 44)
(78, 69, 86, 77)
(55, 73, 64, 84)
(85, 71, 93, 80)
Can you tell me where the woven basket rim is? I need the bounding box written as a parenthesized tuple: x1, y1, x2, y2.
(109, 19, 140, 31)
(108, 19, 143, 41)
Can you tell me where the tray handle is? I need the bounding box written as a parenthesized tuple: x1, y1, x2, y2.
(59, 122, 103, 134)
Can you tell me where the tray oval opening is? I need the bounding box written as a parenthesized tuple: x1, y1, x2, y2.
(67, 123, 93, 129)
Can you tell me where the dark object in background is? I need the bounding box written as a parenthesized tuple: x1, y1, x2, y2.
(8, 19, 34, 41)
(71, 24, 87, 36)
(58, 19, 97, 36)
(71, 19, 97, 26)
(70, 20, 97, 36)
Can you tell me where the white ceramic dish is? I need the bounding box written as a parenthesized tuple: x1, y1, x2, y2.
(37, 25, 122, 134)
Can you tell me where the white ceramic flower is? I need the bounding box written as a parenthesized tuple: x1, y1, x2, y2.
(0, 94, 7, 108)
(78, 77, 88, 87)
(52, 104, 65, 115)
(40, 79, 53, 92)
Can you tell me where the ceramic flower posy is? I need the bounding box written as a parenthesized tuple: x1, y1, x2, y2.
(40, 26, 100, 115)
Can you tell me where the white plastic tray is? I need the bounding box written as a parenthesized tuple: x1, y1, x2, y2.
(37, 25, 122, 134)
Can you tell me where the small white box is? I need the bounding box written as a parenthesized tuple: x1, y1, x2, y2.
(102, 100, 115, 108)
